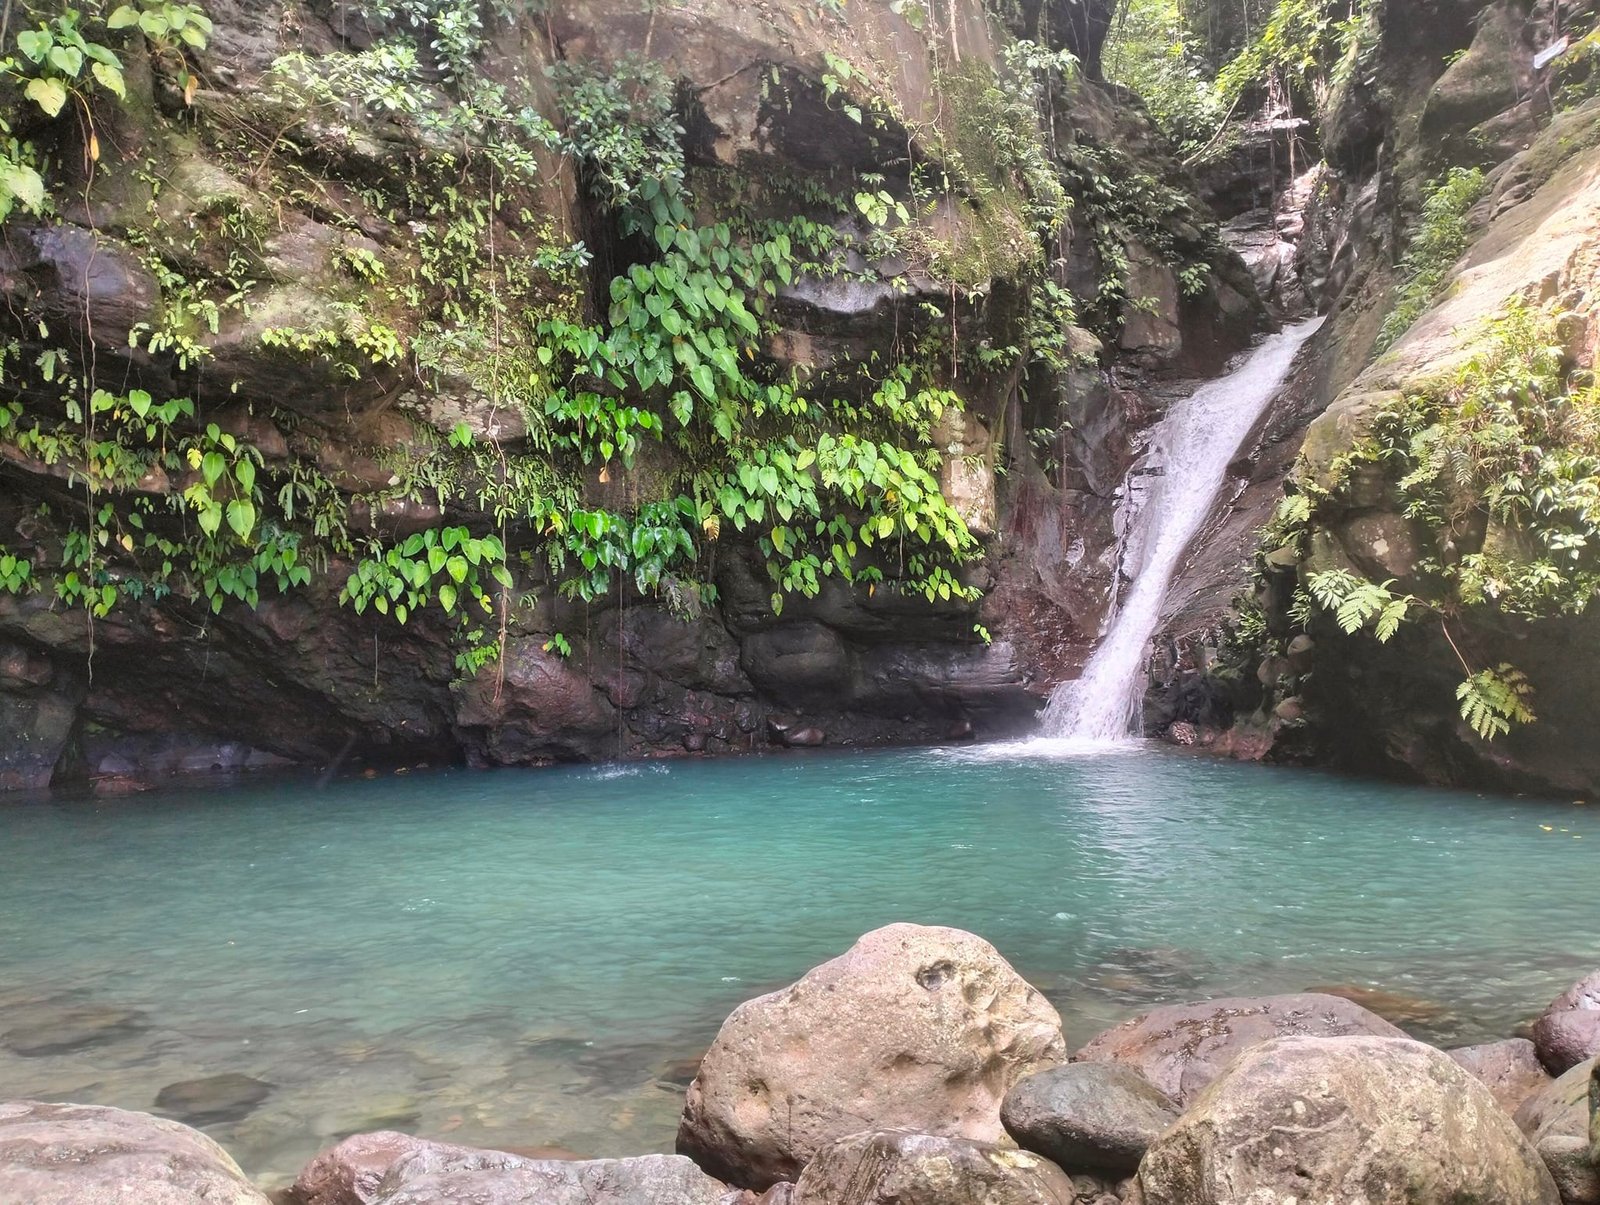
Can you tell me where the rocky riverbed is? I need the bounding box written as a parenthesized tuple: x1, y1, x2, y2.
(3, 923, 1597, 1204)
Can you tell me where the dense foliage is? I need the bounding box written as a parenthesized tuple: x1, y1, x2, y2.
(1289, 307, 1600, 738)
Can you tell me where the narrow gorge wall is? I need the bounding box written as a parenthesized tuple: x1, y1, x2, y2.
(1143, 0, 1600, 796)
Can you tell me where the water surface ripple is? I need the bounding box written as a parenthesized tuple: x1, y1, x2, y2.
(0, 746, 1593, 1182)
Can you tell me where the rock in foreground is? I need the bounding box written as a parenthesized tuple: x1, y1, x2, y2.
(1139, 1036, 1560, 1204)
(678, 923, 1066, 1188)
(1073, 991, 1404, 1105)
(1449, 1038, 1552, 1115)
(790, 1130, 1077, 1205)
(1514, 1054, 1599, 1146)
(1533, 972, 1600, 1075)
(291, 1132, 495, 1205)
(0, 1099, 271, 1205)
(1000, 1061, 1178, 1176)
(369, 1146, 734, 1205)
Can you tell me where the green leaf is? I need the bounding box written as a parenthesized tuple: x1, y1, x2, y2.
(439, 582, 458, 612)
(24, 78, 69, 118)
(16, 30, 51, 61)
(690, 363, 716, 401)
(0, 159, 46, 214)
(48, 45, 84, 77)
(226, 498, 256, 540)
(234, 458, 256, 496)
(91, 60, 126, 99)
(446, 555, 468, 583)
(106, 5, 141, 29)
(201, 450, 226, 487)
(197, 503, 222, 537)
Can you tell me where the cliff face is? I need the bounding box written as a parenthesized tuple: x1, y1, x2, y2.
(1145, 0, 1600, 795)
(0, 0, 1261, 789)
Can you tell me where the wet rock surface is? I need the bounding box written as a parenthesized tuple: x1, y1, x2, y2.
(677, 923, 1066, 1189)
(155, 1074, 275, 1126)
(1000, 1062, 1178, 1176)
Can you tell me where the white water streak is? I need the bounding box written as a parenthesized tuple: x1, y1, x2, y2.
(1040, 319, 1325, 744)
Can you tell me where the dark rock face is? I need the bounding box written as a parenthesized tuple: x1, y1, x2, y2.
(790, 1130, 1078, 1205)
(0, 1100, 271, 1205)
(1072, 992, 1404, 1106)
(1138, 1036, 1561, 1204)
(1000, 1061, 1179, 1176)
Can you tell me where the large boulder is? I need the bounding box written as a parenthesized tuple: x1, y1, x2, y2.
(789, 1130, 1077, 1205)
(1534, 972, 1600, 1076)
(1072, 992, 1404, 1105)
(677, 924, 1066, 1188)
(1138, 1036, 1560, 1204)
(1450, 1038, 1553, 1116)
(1515, 1055, 1599, 1147)
(291, 1132, 493, 1205)
(1000, 1062, 1178, 1176)
(0, 1099, 272, 1205)
(368, 1146, 735, 1205)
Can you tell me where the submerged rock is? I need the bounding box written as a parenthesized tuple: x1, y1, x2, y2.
(1072, 991, 1404, 1105)
(368, 1146, 733, 1205)
(677, 923, 1066, 1188)
(0, 1099, 271, 1205)
(1450, 1038, 1552, 1115)
(154, 1073, 273, 1125)
(1138, 1036, 1560, 1204)
(1, 1001, 147, 1056)
(1000, 1061, 1178, 1176)
(1534, 972, 1600, 1075)
(790, 1130, 1077, 1205)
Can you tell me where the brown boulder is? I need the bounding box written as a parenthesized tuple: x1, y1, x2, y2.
(1450, 1038, 1552, 1115)
(677, 924, 1066, 1188)
(1073, 992, 1404, 1105)
(790, 1131, 1077, 1205)
(0, 1099, 271, 1205)
(1534, 972, 1600, 1075)
(1139, 1036, 1560, 1204)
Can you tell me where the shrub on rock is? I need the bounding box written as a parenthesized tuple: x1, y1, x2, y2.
(1138, 1036, 1560, 1204)
(790, 1130, 1077, 1205)
(1073, 992, 1403, 1105)
(0, 1099, 271, 1205)
(677, 923, 1066, 1188)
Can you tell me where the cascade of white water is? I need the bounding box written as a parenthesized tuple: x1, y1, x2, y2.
(1040, 318, 1325, 743)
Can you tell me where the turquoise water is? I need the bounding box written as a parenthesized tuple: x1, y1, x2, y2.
(1, 744, 1595, 1184)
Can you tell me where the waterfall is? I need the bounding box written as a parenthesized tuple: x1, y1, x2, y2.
(1040, 318, 1325, 744)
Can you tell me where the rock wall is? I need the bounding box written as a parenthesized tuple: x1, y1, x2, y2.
(0, 0, 1259, 790)
(1143, 0, 1600, 795)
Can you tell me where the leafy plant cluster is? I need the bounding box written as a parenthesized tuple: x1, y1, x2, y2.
(1376, 166, 1487, 353)
(1273, 305, 1599, 739)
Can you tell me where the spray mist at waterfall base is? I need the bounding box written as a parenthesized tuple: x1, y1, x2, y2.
(1034, 318, 1325, 749)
